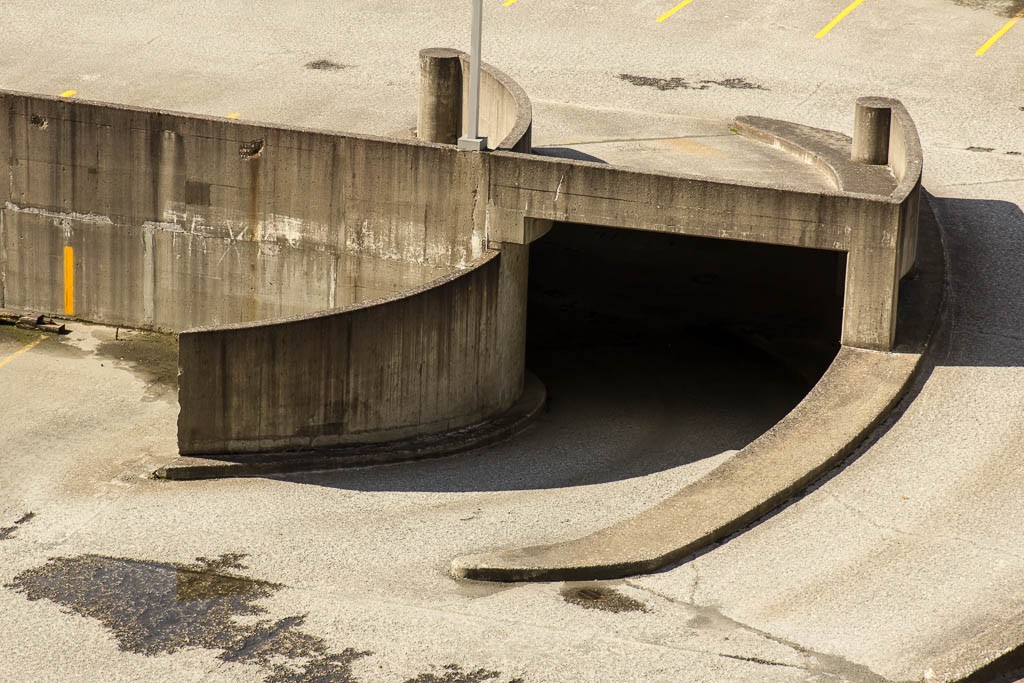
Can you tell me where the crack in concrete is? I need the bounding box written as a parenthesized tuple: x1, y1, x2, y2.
(943, 178, 1024, 187)
(625, 581, 894, 682)
(0, 511, 35, 540)
(821, 489, 1024, 564)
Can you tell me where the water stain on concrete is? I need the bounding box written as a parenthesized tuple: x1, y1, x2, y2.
(0, 325, 47, 346)
(560, 585, 649, 613)
(950, 0, 1024, 17)
(403, 664, 523, 683)
(0, 512, 35, 540)
(95, 328, 178, 399)
(8, 553, 526, 683)
(305, 59, 349, 71)
(618, 74, 768, 92)
(6, 553, 369, 683)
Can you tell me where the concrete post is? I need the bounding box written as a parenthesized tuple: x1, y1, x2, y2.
(417, 48, 463, 144)
(851, 101, 892, 165)
(841, 198, 902, 351)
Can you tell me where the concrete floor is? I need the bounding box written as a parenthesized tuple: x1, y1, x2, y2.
(1, 322, 812, 683)
(2, 0, 1024, 681)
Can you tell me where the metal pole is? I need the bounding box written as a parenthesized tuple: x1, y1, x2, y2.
(458, 0, 487, 151)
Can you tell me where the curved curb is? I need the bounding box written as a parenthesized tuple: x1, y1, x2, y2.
(451, 196, 945, 583)
(156, 371, 545, 480)
(732, 116, 896, 196)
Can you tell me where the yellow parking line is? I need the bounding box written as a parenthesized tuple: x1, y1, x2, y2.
(815, 0, 866, 39)
(657, 0, 695, 23)
(227, 112, 241, 119)
(59, 89, 77, 98)
(976, 11, 1022, 55)
(64, 246, 75, 316)
(502, 0, 518, 6)
(0, 336, 45, 370)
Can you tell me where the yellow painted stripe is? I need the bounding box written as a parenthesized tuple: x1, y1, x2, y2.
(657, 0, 695, 23)
(502, 0, 518, 6)
(63, 246, 75, 316)
(59, 89, 77, 98)
(815, 0, 866, 39)
(0, 336, 45, 370)
(976, 12, 1022, 55)
(227, 112, 241, 119)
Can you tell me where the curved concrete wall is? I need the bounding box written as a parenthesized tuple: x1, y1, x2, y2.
(416, 48, 533, 153)
(178, 247, 528, 454)
(881, 98, 923, 278)
(460, 53, 533, 152)
(0, 90, 527, 455)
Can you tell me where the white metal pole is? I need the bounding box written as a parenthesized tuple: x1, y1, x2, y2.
(458, 0, 487, 150)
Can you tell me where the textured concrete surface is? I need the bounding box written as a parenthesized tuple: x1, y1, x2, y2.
(1, 0, 1023, 681)
(1, 322, 814, 682)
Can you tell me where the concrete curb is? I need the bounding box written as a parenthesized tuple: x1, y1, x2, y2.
(732, 116, 897, 196)
(450, 196, 945, 583)
(155, 372, 546, 480)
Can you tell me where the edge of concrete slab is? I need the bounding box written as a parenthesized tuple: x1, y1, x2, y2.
(154, 372, 546, 480)
(450, 194, 945, 583)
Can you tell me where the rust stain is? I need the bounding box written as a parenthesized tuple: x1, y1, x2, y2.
(663, 137, 725, 158)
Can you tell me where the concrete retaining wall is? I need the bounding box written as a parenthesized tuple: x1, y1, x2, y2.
(0, 75, 923, 455)
(0, 90, 528, 455)
(178, 248, 529, 454)
(0, 92, 486, 331)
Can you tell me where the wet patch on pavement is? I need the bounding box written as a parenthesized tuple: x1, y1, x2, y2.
(949, 0, 1024, 16)
(560, 585, 649, 613)
(7, 552, 527, 683)
(6, 553, 369, 683)
(95, 328, 178, 399)
(305, 59, 349, 71)
(403, 664, 523, 683)
(0, 325, 47, 346)
(965, 146, 1024, 155)
(618, 74, 768, 91)
(0, 512, 35, 540)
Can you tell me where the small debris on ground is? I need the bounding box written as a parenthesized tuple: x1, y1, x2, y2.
(0, 310, 69, 334)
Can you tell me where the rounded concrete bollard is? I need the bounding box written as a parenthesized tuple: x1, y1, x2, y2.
(851, 100, 892, 165)
(417, 48, 463, 145)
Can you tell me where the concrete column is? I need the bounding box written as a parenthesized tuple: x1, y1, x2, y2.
(842, 243, 900, 351)
(852, 101, 892, 165)
(417, 48, 463, 145)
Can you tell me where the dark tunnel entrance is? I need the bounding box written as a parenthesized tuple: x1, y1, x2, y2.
(525, 222, 846, 468)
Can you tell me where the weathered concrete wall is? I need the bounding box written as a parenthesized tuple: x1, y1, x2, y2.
(885, 99, 923, 278)
(487, 97, 922, 351)
(0, 90, 524, 455)
(0, 80, 922, 455)
(0, 92, 485, 330)
(178, 248, 528, 454)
